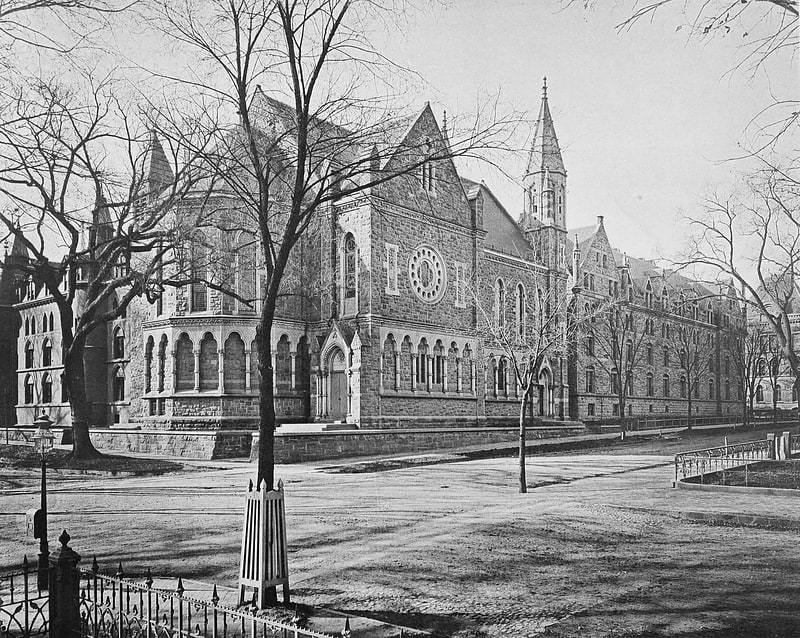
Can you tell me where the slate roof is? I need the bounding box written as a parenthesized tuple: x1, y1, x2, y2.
(525, 79, 565, 177)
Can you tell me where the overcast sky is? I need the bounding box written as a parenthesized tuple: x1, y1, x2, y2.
(376, 1, 798, 262)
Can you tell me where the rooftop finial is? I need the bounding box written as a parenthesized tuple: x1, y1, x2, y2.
(542, 77, 548, 98)
(442, 109, 449, 142)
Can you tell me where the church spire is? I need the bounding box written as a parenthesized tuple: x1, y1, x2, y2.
(525, 77, 565, 177)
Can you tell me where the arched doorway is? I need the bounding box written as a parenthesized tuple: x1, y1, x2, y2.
(538, 368, 553, 417)
(328, 347, 348, 421)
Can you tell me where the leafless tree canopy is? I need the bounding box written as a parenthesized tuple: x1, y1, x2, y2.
(0, 72, 215, 457)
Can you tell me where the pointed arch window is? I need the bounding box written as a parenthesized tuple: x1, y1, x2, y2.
(42, 373, 52, 403)
(24, 374, 34, 404)
(237, 234, 257, 313)
(756, 384, 764, 403)
(663, 374, 670, 397)
(515, 283, 525, 339)
(495, 279, 505, 330)
(190, 232, 209, 312)
(342, 233, 358, 316)
(113, 327, 125, 359)
(24, 341, 34, 369)
(497, 357, 508, 393)
(113, 366, 126, 401)
(42, 339, 52, 367)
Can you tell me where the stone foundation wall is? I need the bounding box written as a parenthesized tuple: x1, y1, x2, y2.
(88, 428, 253, 458)
(254, 424, 586, 463)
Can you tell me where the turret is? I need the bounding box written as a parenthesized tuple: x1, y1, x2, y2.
(520, 78, 568, 272)
(521, 78, 567, 232)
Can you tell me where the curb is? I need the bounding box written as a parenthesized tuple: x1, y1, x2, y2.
(676, 479, 800, 498)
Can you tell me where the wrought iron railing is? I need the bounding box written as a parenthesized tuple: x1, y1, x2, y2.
(674, 439, 773, 484)
(78, 565, 337, 638)
(0, 557, 48, 638)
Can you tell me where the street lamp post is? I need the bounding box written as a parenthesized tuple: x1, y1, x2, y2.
(32, 411, 55, 592)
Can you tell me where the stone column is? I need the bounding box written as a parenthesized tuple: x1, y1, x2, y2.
(443, 358, 449, 393)
(315, 371, 323, 418)
(272, 353, 278, 391)
(193, 349, 200, 391)
(456, 358, 462, 393)
(427, 355, 433, 392)
(393, 352, 400, 391)
(217, 348, 225, 392)
(245, 350, 252, 390)
(492, 364, 498, 398)
(411, 357, 417, 392)
(290, 352, 297, 390)
(169, 349, 177, 392)
(379, 353, 384, 393)
(48, 530, 81, 638)
(470, 360, 476, 394)
(321, 370, 329, 417)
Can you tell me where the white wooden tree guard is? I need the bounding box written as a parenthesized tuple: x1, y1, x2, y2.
(238, 478, 290, 606)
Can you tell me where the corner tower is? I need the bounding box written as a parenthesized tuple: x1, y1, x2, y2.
(520, 78, 568, 271)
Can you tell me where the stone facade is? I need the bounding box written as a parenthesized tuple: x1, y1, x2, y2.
(1, 80, 744, 444)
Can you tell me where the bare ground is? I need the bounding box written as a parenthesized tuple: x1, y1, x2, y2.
(1, 427, 799, 637)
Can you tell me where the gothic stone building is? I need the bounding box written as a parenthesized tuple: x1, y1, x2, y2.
(568, 216, 745, 420)
(7, 82, 743, 432)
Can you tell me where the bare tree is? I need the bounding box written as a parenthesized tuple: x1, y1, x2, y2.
(0, 0, 130, 52)
(149, 0, 523, 494)
(474, 272, 577, 493)
(0, 74, 213, 458)
(669, 323, 715, 429)
(583, 299, 650, 429)
(681, 162, 800, 425)
(729, 320, 769, 426)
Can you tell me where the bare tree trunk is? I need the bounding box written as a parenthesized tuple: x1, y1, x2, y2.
(519, 388, 528, 494)
(254, 299, 279, 606)
(772, 390, 778, 427)
(63, 339, 101, 460)
(256, 309, 276, 492)
(742, 391, 749, 428)
(687, 391, 693, 431)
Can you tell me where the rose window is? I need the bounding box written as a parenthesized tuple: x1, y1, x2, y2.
(408, 245, 447, 303)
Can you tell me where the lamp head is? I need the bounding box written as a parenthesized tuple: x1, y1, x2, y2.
(32, 411, 55, 456)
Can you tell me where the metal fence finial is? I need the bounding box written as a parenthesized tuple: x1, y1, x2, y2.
(342, 616, 352, 638)
(277, 478, 284, 491)
(211, 584, 219, 604)
(22, 554, 28, 569)
(91, 556, 99, 573)
(248, 478, 253, 492)
(116, 562, 124, 579)
(176, 578, 185, 596)
(258, 478, 268, 492)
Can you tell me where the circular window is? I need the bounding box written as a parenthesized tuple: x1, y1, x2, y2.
(408, 245, 447, 303)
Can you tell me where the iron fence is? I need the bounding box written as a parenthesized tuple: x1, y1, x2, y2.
(78, 566, 337, 638)
(0, 557, 48, 638)
(674, 439, 773, 483)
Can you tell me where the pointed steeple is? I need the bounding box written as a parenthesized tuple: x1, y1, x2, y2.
(525, 77, 565, 178)
(142, 130, 174, 196)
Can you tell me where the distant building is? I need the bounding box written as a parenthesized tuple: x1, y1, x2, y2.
(567, 216, 745, 420)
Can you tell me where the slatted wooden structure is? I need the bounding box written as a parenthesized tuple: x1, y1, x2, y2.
(238, 478, 290, 606)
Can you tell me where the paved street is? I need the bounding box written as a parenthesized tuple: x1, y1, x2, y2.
(2, 448, 800, 636)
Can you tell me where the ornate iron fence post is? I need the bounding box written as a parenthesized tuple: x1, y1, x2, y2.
(48, 530, 81, 638)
